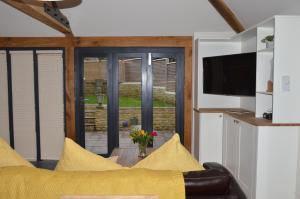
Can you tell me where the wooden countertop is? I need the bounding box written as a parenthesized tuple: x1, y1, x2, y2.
(194, 108, 300, 126)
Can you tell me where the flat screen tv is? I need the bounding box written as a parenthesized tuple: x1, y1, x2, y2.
(203, 52, 256, 96)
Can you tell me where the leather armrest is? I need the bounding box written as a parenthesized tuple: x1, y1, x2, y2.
(203, 162, 229, 174)
(184, 169, 231, 196)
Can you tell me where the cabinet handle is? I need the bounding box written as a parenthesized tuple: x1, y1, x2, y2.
(219, 115, 222, 118)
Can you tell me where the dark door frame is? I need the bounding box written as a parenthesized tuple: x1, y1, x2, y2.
(75, 47, 184, 156)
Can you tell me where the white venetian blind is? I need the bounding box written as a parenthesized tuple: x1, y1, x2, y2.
(0, 51, 10, 143)
(37, 51, 64, 159)
(10, 51, 36, 160)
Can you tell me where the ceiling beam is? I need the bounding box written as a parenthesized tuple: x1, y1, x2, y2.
(1, 0, 73, 36)
(208, 0, 245, 33)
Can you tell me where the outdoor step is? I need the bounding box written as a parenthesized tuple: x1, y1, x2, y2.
(85, 113, 96, 117)
(84, 110, 96, 113)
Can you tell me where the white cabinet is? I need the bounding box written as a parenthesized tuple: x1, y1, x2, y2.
(223, 115, 240, 176)
(237, 121, 257, 199)
(199, 113, 223, 164)
(223, 114, 299, 199)
(223, 115, 257, 199)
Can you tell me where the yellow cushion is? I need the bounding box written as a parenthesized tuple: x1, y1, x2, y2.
(55, 138, 123, 171)
(0, 138, 34, 167)
(133, 134, 204, 172)
(0, 166, 185, 199)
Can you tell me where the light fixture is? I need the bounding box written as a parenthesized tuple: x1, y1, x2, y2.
(12, 0, 82, 9)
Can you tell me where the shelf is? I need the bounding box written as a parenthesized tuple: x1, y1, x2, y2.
(258, 47, 274, 53)
(256, 91, 273, 95)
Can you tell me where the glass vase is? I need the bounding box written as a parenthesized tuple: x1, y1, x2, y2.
(138, 143, 147, 158)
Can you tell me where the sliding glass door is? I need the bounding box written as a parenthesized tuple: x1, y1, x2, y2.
(75, 48, 184, 156)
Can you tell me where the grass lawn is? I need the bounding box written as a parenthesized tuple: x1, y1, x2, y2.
(85, 95, 174, 107)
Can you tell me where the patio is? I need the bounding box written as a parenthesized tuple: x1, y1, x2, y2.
(85, 131, 174, 154)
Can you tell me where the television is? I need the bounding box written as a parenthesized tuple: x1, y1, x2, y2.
(203, 52, 256, 96)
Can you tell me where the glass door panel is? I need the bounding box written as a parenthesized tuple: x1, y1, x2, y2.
(152, 56, 176, 148)
(83, 57, 108, 154)
(118, 56, 142, 148)
(76, 48, 184, 155)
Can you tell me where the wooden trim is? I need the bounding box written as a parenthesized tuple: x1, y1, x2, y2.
(73, 37, 192, 47)
(184, 46, 192, 151)
(195, 108, 300, 126)
(208, 0, 245, 33)
(0, 36, 193, 151)
(0, 37, 68, 47)
(1, 0, 72, 35)
(65, 39, 76, 141)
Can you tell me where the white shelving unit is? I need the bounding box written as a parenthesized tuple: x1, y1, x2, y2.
(233, 15, 300, 123)
(194, 15, 300, 199)
(255, 19, 275, 118)
(256, 16, 300, 123)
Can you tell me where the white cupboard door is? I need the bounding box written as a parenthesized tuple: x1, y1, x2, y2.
(199, 113, 223, 163)
(238, 122, 257, 199)
(223, 116, 240, 176)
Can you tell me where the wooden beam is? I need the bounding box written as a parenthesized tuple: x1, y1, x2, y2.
(1, 0, 72, 35)
(65, 36, 76, 141)
(208, 0, 245, 33)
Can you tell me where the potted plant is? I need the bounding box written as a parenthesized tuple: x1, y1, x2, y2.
(129, 128, 157, 158)
(261, 35, 274, 49)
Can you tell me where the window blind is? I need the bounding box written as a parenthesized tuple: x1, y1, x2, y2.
(10, 51, 36, 160)
(0, 51, 10, 143)
(37, 51, 64, 159)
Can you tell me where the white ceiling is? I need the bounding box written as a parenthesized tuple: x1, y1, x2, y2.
(61, 0, 231, 36)
(226, 0, 300, 29)
(0, 1, 63, 37)
(1, 0, 300, 37)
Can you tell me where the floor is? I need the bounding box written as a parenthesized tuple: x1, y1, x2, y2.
(85, 131, 174, 154)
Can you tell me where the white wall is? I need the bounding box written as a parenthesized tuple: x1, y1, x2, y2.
(0, 51, 10, 143)
(280, 2, 300, 15)
(297, 128, 300, 199)
(193, 32, 258, 112)
(240, 34, 257, 112)
(194, 33, 242, 109)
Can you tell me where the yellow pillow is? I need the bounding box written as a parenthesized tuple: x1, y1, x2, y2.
(55, 138, 123, 171)
(133, 134, 204, 172)
(0, 138, 34, 167)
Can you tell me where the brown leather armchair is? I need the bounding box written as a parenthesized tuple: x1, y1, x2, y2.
(184, 162, 246, 199)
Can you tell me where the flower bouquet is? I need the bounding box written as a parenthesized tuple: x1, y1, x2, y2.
(129, 128, 157, 158)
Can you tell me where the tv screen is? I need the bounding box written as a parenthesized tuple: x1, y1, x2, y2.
(203, 52, 256, 96)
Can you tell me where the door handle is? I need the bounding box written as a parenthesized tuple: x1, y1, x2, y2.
(148, 53, 152, 65)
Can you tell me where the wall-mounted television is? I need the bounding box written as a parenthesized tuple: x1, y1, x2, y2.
(203, 52, 256, 96)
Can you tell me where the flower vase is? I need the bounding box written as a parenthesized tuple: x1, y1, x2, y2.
(138, 143, 147, 158)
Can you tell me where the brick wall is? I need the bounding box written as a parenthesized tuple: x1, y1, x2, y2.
(94, 107, 175, 131)
(153, 60, 167, 87)
(119, 82, 141, 98)
(167, 62, 176, 92)
(84, 60, 108, 81)
(84, 81, 96, 96)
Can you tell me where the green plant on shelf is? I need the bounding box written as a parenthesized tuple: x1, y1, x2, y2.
(261, 35, 274, 43)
